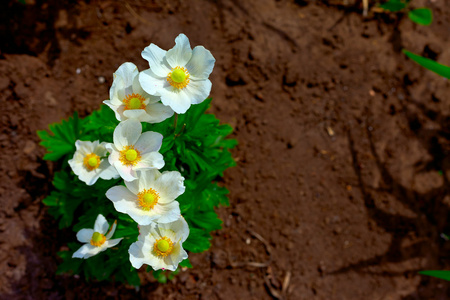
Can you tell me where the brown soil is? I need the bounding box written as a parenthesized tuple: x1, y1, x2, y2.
(1, 0, 450, 299)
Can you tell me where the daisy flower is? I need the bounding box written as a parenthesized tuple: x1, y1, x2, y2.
(106, 169, 185, 225)
(106, 119, 164, 182)
(128, 217, 189, 271)
(68, 140, 119, 185)
(103, 62, 174, 123)
(72, 214, 123, 259)
(139, 33, 215, 114)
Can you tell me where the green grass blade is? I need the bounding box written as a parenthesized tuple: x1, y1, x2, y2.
(403, 49, 450, 79)
(408, 8, 433, 26)
(419, 270, 450, 281)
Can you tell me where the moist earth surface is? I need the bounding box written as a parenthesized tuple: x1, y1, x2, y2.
(0, 0, 449, 299)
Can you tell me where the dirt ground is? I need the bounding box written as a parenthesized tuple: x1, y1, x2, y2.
(0, 0, 449, 299)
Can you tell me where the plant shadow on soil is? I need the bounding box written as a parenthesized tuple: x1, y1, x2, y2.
(332, 100, 450, 299)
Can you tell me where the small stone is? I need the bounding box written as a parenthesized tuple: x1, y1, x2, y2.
(98, 76, 105, 84)
(23, 140, 36, 155)
(326, 127, 335, 136)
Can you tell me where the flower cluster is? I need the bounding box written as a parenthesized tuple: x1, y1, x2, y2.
(70, 33, 215, 271)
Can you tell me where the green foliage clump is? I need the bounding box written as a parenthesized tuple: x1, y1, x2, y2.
(403, 50, 450, 79)
(379, 0, 433, 26)
(38, 99, 236, 286)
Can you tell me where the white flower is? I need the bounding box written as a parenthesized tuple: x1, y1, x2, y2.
(128, 217, 189, 271)
(106, 119, 165, 182)
(68, 140, 119, 185)
(106, 169, 184, 225)
(103, 62, 174, 123)
(72, 214, 123, 259)
(139, 33, 215, 114)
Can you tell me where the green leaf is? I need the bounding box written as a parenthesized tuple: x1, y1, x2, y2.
(179, 258, 193, 268)
(153, 270, 168, 284)
(37, 112, 84, 161)
(419, 270, 450, 281)
(403, 50, 450, 79)
(83, 105, 119, 142)
(56, 243, 83, 275)
(191, 211, 222, 231)
(183, 228, 211, 253)
(379, 0, 407, 12)
(408, 8, 432, 26)
(43, 191, 84, 229)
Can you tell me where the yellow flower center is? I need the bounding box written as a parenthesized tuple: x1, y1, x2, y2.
(83, 153, 101, 171)
(90, 232, 106, 247)
(137, 188, 160, 211)
(167, 66, 190, 89)
(153, 236, 174, 257)
(123, 93, 146, 110)
(119, 145, 141, 166)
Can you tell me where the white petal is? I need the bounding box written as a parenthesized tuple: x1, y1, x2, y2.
(146, 94, 161, 104)
(132, 73, 147, 96)
(106, 221, 118, 239)
(98, 161, 119, 180)
(75, 140, 94, 154)
(160, 217, 190, 243)
(164, 243, 188, 271)
(166, 33, 192, 68)
(153, 202, 181, 224)
(114, 62, 139, 88)
(158, 88, 192, 114)
(114, 161, 137, 181)
(138, 224, 153, 238)
(94, 214, 109, 234)
(142, 102, 174, 124)
(135, 131, 163, 154)
(149, 256, 168, 271)
(185, 46, 215, 80)
(105, 238, 123, 248)
(141, 44, 171, 77)
(123, 109, 148, 121)
(113, 119, 142, 149)
(72, 244, 93, 259)
(155, 171, 185, 202)
(82, 245, 105, 258)
(136, 152, 165, 170)
(183, 79, 212, 105)
(124, 177, 140, 194)
(94, 142, 108, 157)
(139, 69, 166, 95)
(129, 240, 146, 269)
(68, 158, 81, 176)
(128, 209, 156, 226)
(76, 229, 94, 243)
(106, 186, 137, 207)
(137, 169, 160, 192)
(77, 168, 101, 186)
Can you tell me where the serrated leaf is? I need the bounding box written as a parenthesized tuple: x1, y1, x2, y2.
(83, 104, 119, 142)
(183, 228, 211, 253)
(408, 8, 432, 25)
(37, 112, 84, 161)
(403, 50, 450, 79)
(419, 270, 450, 281)
(179, 258, 193, 268)
(191, 211, 222, 231)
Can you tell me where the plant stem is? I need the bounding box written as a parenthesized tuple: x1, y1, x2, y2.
(173, 113, 178, 131)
